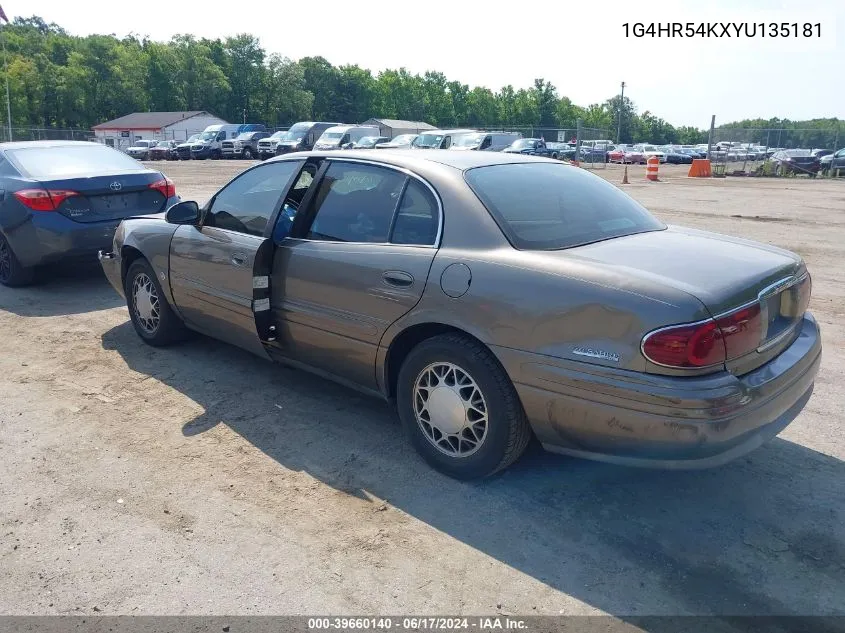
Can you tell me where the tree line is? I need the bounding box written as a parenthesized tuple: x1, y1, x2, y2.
(4, 16, 842, 147)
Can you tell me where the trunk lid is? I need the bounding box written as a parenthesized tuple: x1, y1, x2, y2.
(567, 226, 802, 316)
(565, 226, 808, 374)
(44, 172, 168, 223)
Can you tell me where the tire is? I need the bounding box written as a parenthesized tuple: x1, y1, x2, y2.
(776, 164, 783, 177)
(551, 152, 558, 160)
(212, 149, 222, 160)
(396, 333, 532, 480)
(0, 232, 35, 287)
(242, 147, 253, 160)
(124, 258, 188, 346)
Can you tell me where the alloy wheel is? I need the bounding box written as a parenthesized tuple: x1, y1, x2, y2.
(132, 272, 161, 334)
(413, 362, 488, 457)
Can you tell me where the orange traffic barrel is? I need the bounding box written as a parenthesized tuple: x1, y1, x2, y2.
(646, 156, 659, 181)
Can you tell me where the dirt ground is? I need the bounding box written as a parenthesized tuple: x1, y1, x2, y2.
(1, 159, 843, 619)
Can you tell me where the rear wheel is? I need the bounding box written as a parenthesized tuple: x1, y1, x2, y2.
(396, 334, 532, 480)
(125, 258, 188, 346)
(0, 233, 35, 287)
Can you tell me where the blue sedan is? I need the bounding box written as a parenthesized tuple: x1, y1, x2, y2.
(0, 141, 179, 286)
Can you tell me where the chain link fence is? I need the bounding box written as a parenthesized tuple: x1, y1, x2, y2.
(707, 126, 843, 177)
(0, 127, 96, 143)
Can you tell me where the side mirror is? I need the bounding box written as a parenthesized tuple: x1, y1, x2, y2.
(166, 200, 201, 225)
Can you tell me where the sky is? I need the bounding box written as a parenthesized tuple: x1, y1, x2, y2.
(11, 0, 845, 127)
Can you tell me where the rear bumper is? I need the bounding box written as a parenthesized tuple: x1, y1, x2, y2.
(98, 249, 124, 298)
(496, 313, 822, 468)
(5, 200, 178, 268)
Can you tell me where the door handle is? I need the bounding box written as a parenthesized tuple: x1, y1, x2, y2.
(383, 270, 414, 287)
(231, 252, 247, 266)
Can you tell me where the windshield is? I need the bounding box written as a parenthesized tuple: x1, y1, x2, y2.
(390, 134, 416, 145)
(465, 163, 665, 251)
(236, 133, 255, 140)
(510, 139, 536, 149)
(356, 137, 378, 147)
(784, 149, 812, 157)
(452, 133, 485, 148)
(199, 131, 217, 141)
(412, 133, 444, 148)
(319, 132, 344, 142)
(643, 145, 658, 152)
(7, 144, 147, 179)
(280, 123, 311, 142)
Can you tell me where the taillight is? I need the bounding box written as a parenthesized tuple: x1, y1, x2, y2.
(642, 319, 725, 368)
(149, 177, 176, 198)
(13, 188, 80, 211)
(642, 303, 764, 369)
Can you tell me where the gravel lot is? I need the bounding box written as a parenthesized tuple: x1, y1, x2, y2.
(1, 160, 843, 618)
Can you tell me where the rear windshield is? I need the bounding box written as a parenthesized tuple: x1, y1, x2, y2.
(465, 162, 665, 250)
(6, 144, 145, 179)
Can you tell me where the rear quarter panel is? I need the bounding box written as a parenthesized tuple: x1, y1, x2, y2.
(375, 161, 711, 380)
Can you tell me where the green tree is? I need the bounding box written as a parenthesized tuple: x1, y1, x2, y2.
(299, 56, 340, 120)
(225, 34, 265, 122)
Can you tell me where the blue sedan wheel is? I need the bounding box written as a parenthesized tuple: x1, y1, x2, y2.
(0, 233, 34, 287)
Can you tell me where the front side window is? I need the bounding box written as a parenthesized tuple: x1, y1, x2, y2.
(306, 162, 406, 243)
(465, 162, 665, 250)
(272, 163, 319, 243)
(206, 161, 301, 236)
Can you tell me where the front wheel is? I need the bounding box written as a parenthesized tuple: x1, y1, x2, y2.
(0, 233, 35, 287)
(242, 147, 253, 160)
(396, 334, 532, 480)
(125, 259, 188, 346)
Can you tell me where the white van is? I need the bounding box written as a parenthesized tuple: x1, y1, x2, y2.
(411, 129, 478, 149)
(450, 131, 522, 151)
(191, 124, 243, 159)
(313, 125, 381, 150)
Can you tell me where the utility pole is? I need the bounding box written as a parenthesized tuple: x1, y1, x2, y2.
(706, 115, 716, 161)
(1, 24, 11, 142)
(616, 81, 625, 144)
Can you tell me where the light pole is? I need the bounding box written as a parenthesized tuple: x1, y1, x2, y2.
(616, 81, 625, 144)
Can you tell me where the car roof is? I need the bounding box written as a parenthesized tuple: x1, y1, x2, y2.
(0, 140, 102, 151)
(268, 148, 562, 171)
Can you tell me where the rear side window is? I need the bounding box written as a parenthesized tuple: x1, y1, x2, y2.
(7, 144, 145, 179)
(465, 162, 665, 250)
(391, 180, 439, 246)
